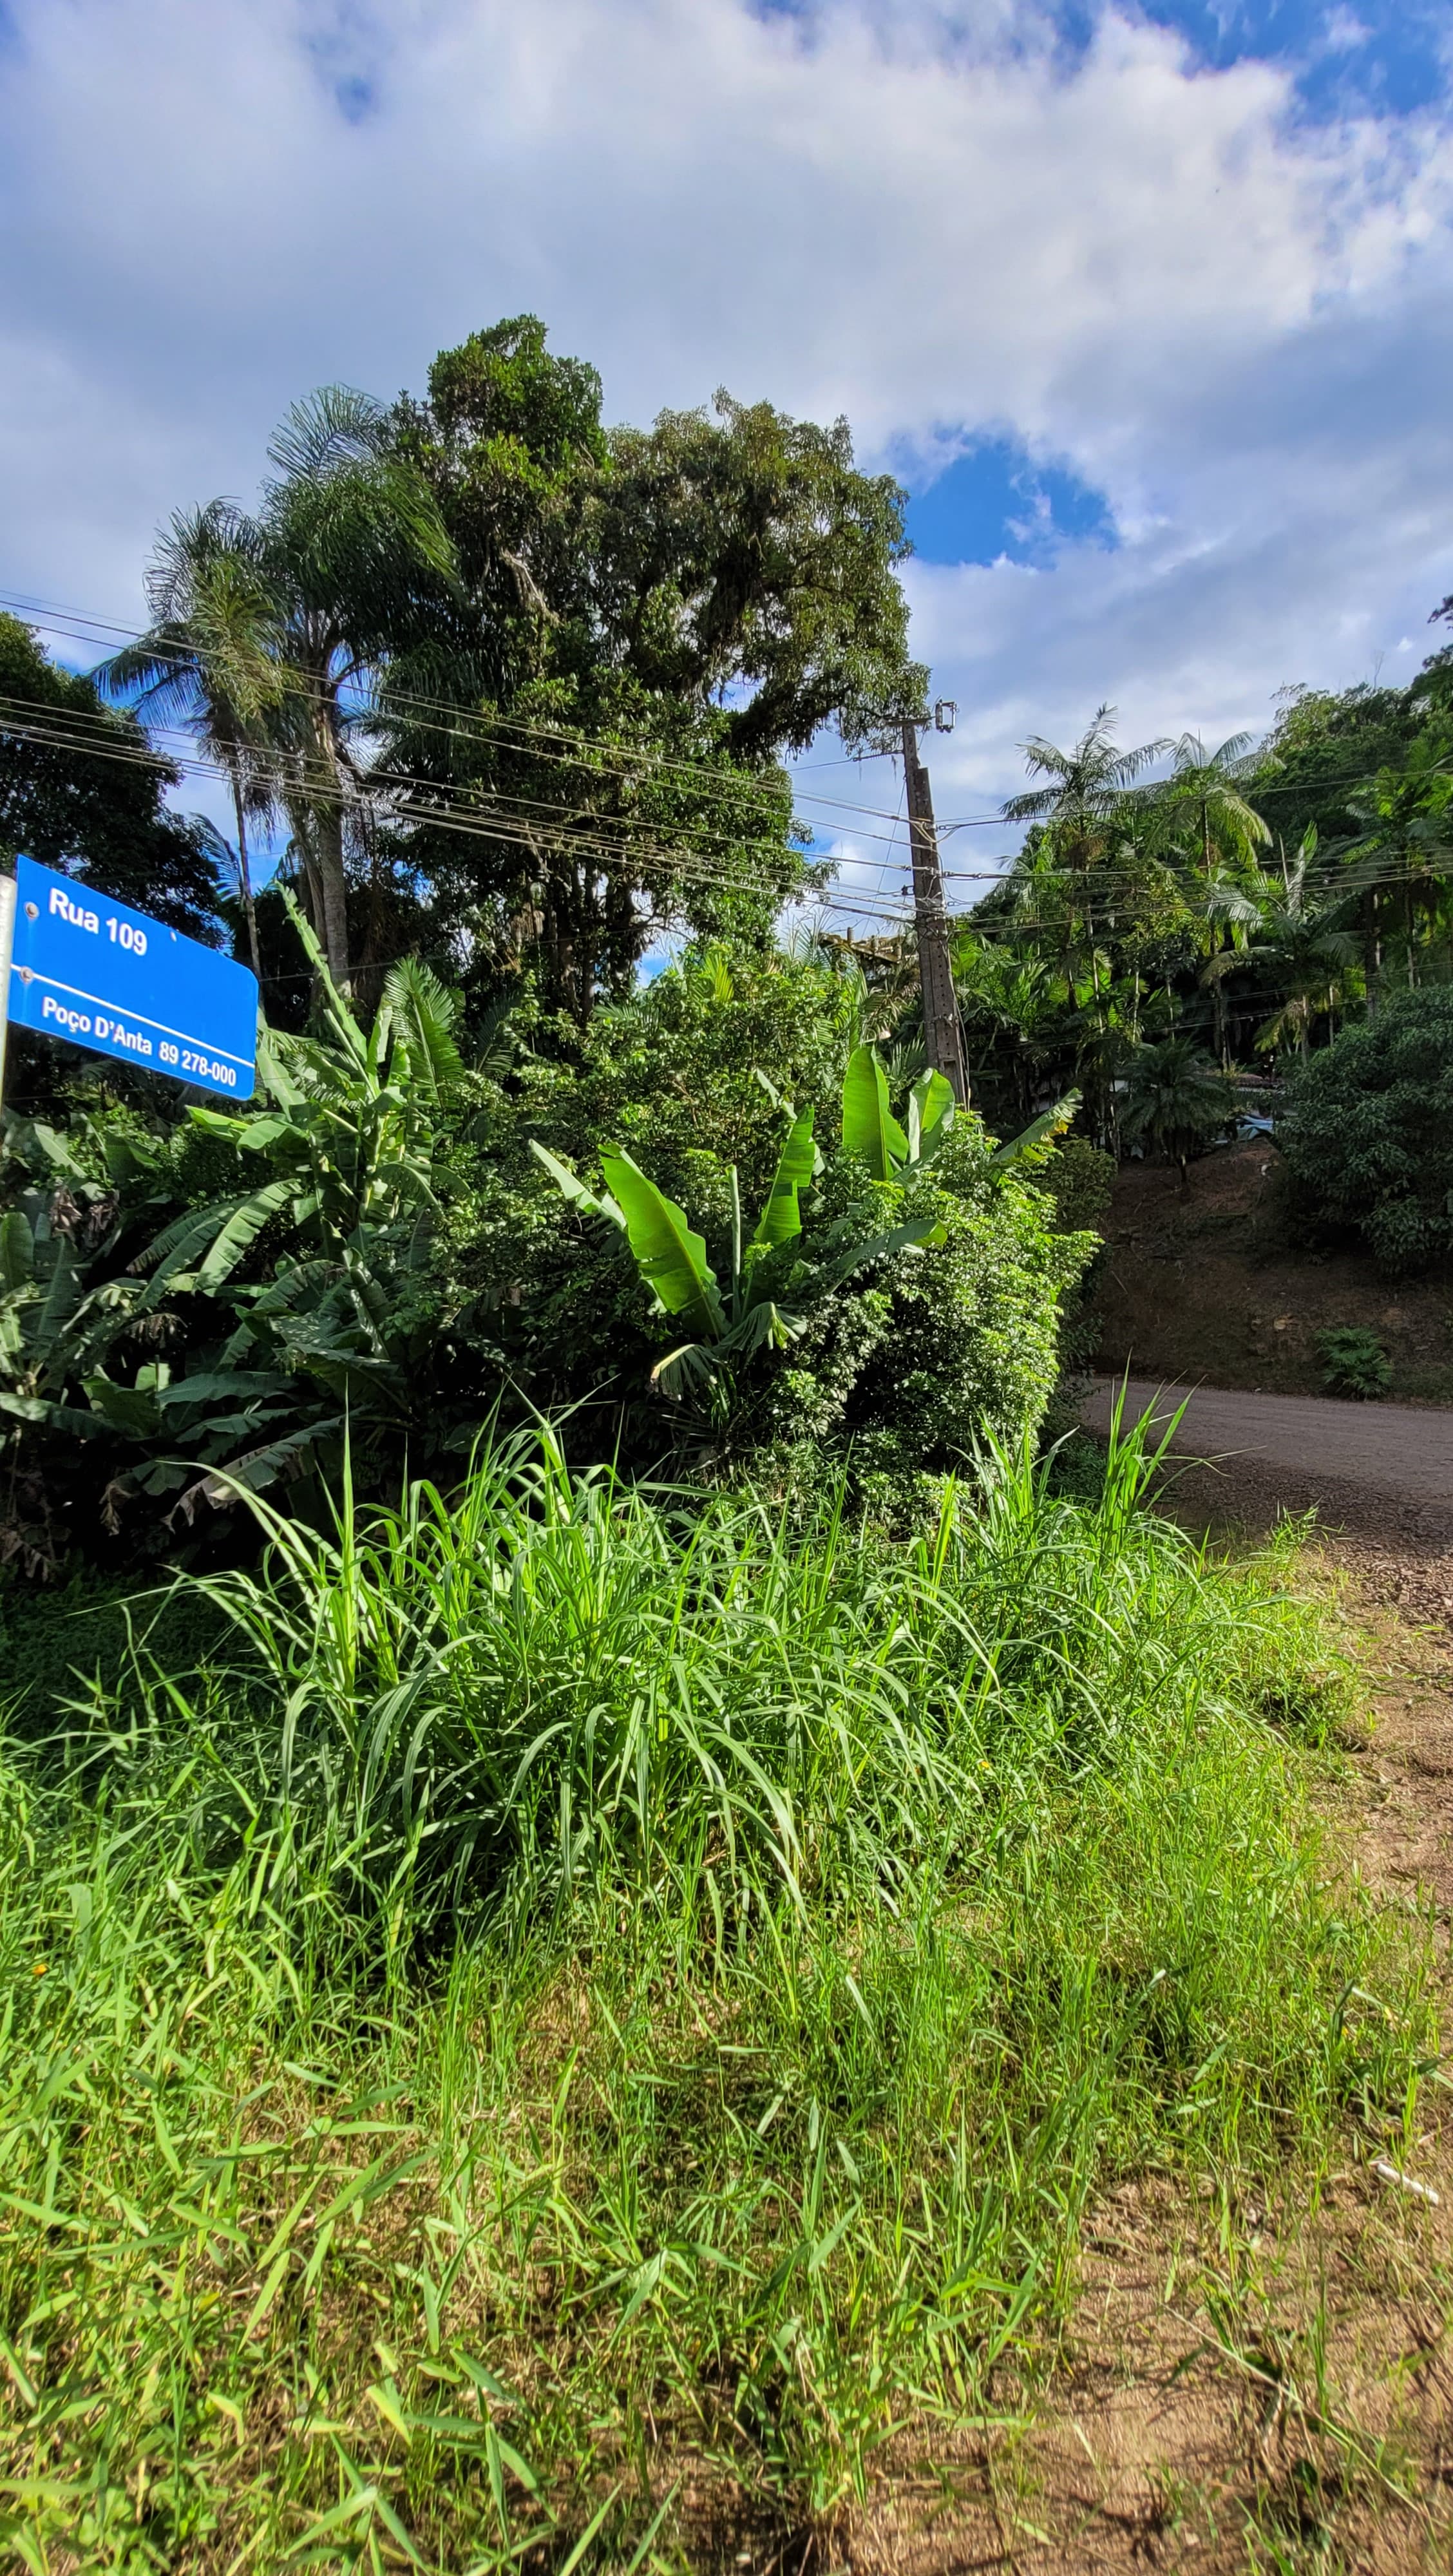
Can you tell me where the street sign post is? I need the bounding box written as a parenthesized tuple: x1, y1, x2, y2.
(2, 855, 258, 1103)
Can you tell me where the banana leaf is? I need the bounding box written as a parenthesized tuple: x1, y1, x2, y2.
(25, 1236, 83, 1358)
(530, 1141, 627, 1231)
(600, 1150, 724, 1335)
(1, 1209, 35, 1292)
(841, 1046, 907, 1180)
(82, 1372, 166, 1437)
(815, 1214, 945, 1293)
(989, 1092, 1081, 1169)
(749, 1110, 817, 1255)
(0, 1390, 109, 1435)
(906, 1070, 956, 1165)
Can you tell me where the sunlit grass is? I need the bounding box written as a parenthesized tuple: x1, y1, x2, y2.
(0, 1410, 1436, 2570)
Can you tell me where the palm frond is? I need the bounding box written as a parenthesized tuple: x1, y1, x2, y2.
(381, 957, 465, 1103)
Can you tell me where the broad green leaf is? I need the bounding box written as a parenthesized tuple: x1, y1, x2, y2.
(278, 887, 366, 1066)
(649, 1340, 714, 1396)
(841, 1046, 907, 1181)
(193, 1181, 298, 1291)
(725, 1300, 807, 1359)
(0, 1210, 34, 1294)
(907, 1070, 956, 1165)
(530, 1141, 626, 1231)
(600, 1150, 723, 1335)
(32, 1236, 82, 1359)
(749, 1110, 816, 1254)
(382, 956, 465, 1104)
(989, 1092, 1081, 1170)
(157, 1370, 293, 1409)
(24, 1121, 84, 1179)
(82, 1372, 164, 1437)
(0, 1391, 107, 1434)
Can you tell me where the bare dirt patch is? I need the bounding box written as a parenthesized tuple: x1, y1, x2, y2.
(1092, 1142, 1453, 1408)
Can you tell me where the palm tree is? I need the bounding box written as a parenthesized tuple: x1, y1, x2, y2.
(1148, 734, 1271, 1066)
(98, 502, 287, 977)
(1238, 831, 1358, 1062)
(253, 387, 455, 987)
(1152, 732, 1269, 881)
(1121, 1036, 1236, 1186)
(1002, 707, 1169, 1013)
(108, 393, 454, 991)
(1342, 737, 1453, 1002)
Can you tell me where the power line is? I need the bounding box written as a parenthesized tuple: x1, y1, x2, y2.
(7, 695, 1445, 960)
(6, 592, 1449, 965)
(6, 589, 1434, 838)
(15, 683, 1433, 916)
(1, 588, 977, 838)
(0, 698, 934, 936)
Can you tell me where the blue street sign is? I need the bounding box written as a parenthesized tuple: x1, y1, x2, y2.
(6, 856, 258, 1101)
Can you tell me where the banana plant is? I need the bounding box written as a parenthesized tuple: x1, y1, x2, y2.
(533, 1107, 942, 1409)
(135, 893, 461, 1308)
(0, 1188, 323, 1514)
(840, 1043, 1080, 1179)
(0, 1206, 122, 1444)
(841, 1046, 957, 1179)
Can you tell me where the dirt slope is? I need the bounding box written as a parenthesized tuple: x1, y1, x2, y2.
(1091, 1141, 1453, 1406)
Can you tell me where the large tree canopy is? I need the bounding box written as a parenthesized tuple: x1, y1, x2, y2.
(381, 316, 926, 1018)
(106, 317, 923, 1014)
(0, 615, 222, 936)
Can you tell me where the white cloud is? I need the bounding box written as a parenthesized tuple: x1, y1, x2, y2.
(0, 0, 1450, 886)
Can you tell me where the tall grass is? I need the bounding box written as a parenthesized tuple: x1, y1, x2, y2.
(0, 1414, 1436, 2569)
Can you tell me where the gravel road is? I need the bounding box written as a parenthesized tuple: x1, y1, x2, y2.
(1083, 1376, 1452, 1505)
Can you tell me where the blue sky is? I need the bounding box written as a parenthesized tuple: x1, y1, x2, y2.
(902, 439, 1117, 571)
(0, 0, 1449, 919)
(1135, 0, 1449, 118)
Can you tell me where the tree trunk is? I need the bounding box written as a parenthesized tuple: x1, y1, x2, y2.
(304, 696, 351, 989)
(353, 811, 390, 1016)
(230, 775, 261, 981)
(313, 793, 350, 991)
(1210, 960, 1228, 1069)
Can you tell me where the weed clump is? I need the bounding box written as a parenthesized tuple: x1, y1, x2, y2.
(1318, 1324, 1393, 1399)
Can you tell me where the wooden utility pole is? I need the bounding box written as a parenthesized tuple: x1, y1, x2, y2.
(902, 719, 969, 1103)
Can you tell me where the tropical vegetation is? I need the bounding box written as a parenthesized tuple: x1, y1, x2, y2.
(1, 310, 1450, 2570)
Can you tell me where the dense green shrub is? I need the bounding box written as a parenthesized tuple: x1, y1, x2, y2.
(446, 952, 1090, 1473)
(1027, 1133, 1116, 1236)
(439, 946, 870, 1428)
(1279, 987, 1453, 1269)
(758, 1121, 1090, 1479)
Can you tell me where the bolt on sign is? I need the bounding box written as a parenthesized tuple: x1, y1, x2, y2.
(1, 855, 258, 1101)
